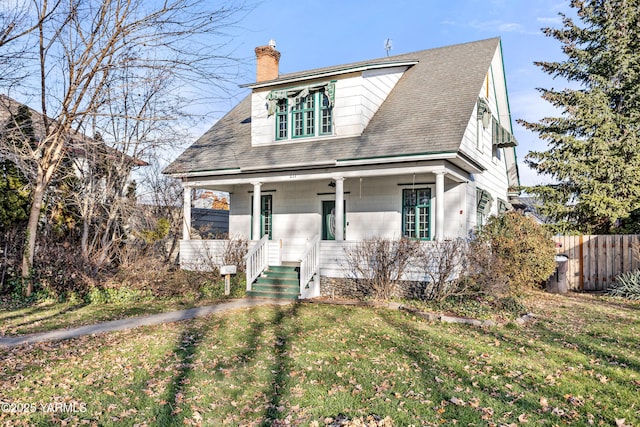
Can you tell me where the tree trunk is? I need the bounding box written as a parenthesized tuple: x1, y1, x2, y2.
(21, 173, 47, 296)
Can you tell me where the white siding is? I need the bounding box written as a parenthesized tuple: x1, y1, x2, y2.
(229, 189, 251, 237)
(226, 174, 468, 262)
(319, 240, 446, 281)
(180, 240, 226, 271)
(249, 67, 407, 147)
(179, 238, 461, 281)
(251, 90, 271, 146)
(319, 241, 354, 278)
(333, 74, 365, 136)
(459, 45, 512, 225)
(361, 67, 405, 128)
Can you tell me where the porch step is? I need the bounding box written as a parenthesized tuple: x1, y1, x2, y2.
(247, 265, 300, 300)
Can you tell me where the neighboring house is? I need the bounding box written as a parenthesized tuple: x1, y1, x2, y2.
(510, 196, 548, 225)
(0, 94, 147, 183)
(164, 37, 520, 298)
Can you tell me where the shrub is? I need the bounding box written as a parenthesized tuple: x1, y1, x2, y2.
(416, 239, 472, 302)
(607, 270, 640, 300)
(223, 236, 249, 273)
(344, 237, 420, 300)
(86, 286, 153, 304)
(470, 211, 556, 296)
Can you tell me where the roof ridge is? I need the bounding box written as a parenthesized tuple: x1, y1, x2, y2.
(247, 37, 501, 86)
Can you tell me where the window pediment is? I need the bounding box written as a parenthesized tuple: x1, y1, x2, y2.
(266, 81, 335, 116)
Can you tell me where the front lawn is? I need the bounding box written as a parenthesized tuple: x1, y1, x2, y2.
(0, 292, 638, 426)
(0, 272, 246, 336)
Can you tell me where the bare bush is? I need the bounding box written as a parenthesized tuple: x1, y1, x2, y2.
(344, 237, 420, 300)
(466, 240, 510, 297)
(416, 239, 472, 302)
(223, 236, 248, 273)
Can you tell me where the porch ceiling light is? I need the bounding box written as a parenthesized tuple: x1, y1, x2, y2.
(328, 180, 336, 188)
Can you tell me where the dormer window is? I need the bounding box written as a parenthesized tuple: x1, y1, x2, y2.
(320, 93, 332, 134)
(293, 94, 315, 137)
(267, 81, 335, 141)
(276, 99, 288, 139)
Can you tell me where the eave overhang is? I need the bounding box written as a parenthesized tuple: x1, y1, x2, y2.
(166, 150, 484, 181)
(242, 60, 419, 90)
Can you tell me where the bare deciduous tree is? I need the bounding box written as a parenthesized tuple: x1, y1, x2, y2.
(0, 1, 62, 87)
(0, 0, 246, 295)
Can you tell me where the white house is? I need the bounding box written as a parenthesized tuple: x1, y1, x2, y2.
(164, 37, 520, 299)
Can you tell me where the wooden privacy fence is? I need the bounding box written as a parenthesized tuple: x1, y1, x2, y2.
(552, 235, 640, 291)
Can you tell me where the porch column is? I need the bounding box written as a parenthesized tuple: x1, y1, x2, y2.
(182, 184, 192, 240)
(252, 181, 262, 240)
(334, 177, 345, 241)
(435, 171, 445, 241)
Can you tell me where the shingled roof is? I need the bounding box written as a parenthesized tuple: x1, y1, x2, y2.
(164, 37, 501, 176)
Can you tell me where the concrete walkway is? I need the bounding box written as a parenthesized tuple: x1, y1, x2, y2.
(0, 298, 292, 349)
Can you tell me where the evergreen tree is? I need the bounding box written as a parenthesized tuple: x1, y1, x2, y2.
(519, 0, 640, 234)
(0, 105, 34, 227)
(0, 161, 30, 227)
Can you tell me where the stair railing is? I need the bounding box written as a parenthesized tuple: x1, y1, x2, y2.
(299, 234, 320, 295)
(244, 235, 269, 291)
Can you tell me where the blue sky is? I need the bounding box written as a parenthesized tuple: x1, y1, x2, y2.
(201, 0, 574, 187)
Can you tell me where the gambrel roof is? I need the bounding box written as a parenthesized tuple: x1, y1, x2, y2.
(165, 37, 507, 176)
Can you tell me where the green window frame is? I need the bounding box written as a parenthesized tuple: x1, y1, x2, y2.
(275, 91, 332, 140)
(402, 188, 431, 240)
(320, 92, 332, 135)
(261, 194, 273, 239)
(275, 99, 288, 140)
(292, 95, 315, 138)
(497, 198, 508, 215)
(477, 189, 493, 228)
(250, 194, 273, 239)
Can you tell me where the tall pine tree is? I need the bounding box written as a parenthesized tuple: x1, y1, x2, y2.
(520, 0, 640, 234)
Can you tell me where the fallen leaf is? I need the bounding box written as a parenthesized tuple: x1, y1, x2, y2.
(518, 413, 528, 423)
(539, 397, 549, 409)
(450, 397, 464, 406)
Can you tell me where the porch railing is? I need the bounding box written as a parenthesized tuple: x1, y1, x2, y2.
(299, 235, 320, 294)
(244, 235, 269, 291)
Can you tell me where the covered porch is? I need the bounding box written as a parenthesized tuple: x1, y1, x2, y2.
(179, 161, 476, 299)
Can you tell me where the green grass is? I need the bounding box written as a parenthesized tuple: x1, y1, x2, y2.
(0, 292, 639, 426)
(0, 275, 246, 336)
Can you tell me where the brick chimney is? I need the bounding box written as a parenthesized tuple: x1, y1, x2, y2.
(255, 40, 280, 82)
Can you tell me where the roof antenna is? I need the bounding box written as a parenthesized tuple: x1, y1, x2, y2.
(384, 38, 392, 56)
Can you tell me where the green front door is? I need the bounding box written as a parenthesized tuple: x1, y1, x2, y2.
(322, 200, 346, 240)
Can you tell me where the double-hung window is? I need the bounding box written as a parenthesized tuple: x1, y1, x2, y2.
(275, 90, 332, 140)
(276, 100, 288, 140)
(402, 189, 431, 240)
(293, 95, 315, 137)
(320, 93, 332, 135)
